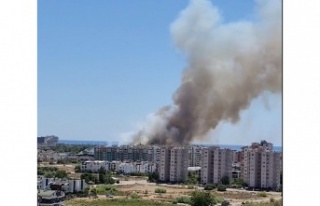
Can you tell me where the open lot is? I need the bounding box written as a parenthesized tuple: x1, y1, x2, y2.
(38, 164, 282, 205)
(65, 181, 282, 206)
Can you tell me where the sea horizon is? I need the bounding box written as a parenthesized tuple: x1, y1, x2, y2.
(58, 139, 282, 152)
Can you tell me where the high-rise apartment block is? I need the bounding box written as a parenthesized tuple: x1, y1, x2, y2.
(188, 146, 202, 167)
(94, 145, 154, 162)
(241, 141, 282, 189)
(158, 147, 170, 182)
(201, 147, 235, 185)
(170, 147, 189, 182)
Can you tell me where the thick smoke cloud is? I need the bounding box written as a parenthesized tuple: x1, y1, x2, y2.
(132, 0, 282, 145)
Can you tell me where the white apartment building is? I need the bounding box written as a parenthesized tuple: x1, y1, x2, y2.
(242, 144, 282, 189)
(118, 162, 157, 174)
(169, 147, 189, 182)
(37, 176, 87, 193)
(201, 147, 234, 185)
(81, 160, 120, 172)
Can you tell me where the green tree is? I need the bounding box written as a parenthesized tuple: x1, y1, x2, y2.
(74, 165, 81, 173)
(105, 171, 115, 184)
(148, 172, 159, 183)
(233, 178, 244, 187)
(91, 188, 98, 197)
(44, 172, 54, 178)
(55, 170, 69, 179)
(84, 187, 90, 197)
(190, 190, 216, 206)
(187, 171, 199, 185)
(81, 172, 96, 183)
(98, 167, 106, 184)
(221, 176, 229, 185)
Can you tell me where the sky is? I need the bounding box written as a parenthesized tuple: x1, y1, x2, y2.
(38, 0, 282, 146)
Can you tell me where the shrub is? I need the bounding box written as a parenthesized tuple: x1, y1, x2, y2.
(204, 184, 216, 190)
(174, 196, 192, 204)
(190, 190, 217, 206)
(270, 197, 275, 202)
(217, 184, 227, 192)
(130, 192, 140, 199)
(221, 200, 231, 206)
(187, 185, 195, 189)
(155, 188, 167, 193)
(257, 192, 267, 197)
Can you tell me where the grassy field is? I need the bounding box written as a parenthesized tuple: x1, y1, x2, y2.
(65, 199, 174, 206)
(242, 200, 282, 206)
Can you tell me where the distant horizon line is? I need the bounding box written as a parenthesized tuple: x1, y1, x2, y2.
(58, 139, 282, 148)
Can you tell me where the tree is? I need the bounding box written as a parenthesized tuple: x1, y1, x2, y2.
(74, 165, 81, 173)
(233, 178, 244, 187)
(44, 172, 54, 178)
(55, 170, 69, 179)
(84, 188, 90, 197)
(187, 171, 199, 185)
(98, 167, 106, 184)
(91, 188, 97, 197)
(190, 190, 216, 206)
(148, 172, 159, 183)
(81, 172, 96, 184)
(221, 176, 229, 185)
(105, 171, 115, 184)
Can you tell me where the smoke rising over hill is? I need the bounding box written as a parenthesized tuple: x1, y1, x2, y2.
(131, 0, 282, 145)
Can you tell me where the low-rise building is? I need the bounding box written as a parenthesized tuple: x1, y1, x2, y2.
(37, 190, 65, 206)
(37, 176, 87, 193)
(80, 160, 120, 172)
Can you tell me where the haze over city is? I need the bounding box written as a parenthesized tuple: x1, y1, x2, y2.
(38, 0, 282, 146)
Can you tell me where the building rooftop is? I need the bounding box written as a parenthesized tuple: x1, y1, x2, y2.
(38, 190, 56, 198)
(188, 166, 201, 171)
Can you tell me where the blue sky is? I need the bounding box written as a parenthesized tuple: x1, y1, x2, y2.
(38, 0, 282, 146)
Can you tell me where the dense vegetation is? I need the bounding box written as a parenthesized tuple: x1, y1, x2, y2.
(38, 167, 69, 179)
(186, 171, 200, 185)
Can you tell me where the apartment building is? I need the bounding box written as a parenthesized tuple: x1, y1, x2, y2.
(201, 147, 234, 185)
(169, 147, 189, 182)
(38, 190, 65, 206)
(158, 147, 170, 182)
(118, 161, 157, 174)
(37, 135, 59, 147)
(81, 160, 120, 172)
(94, 146, 150, 162)
(37, 176, 87, 193)
(241, 141, 282, 189)
(188, 146, 202, 167)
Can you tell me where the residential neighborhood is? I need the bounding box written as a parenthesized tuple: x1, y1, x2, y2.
(38, 137, 282, 206)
